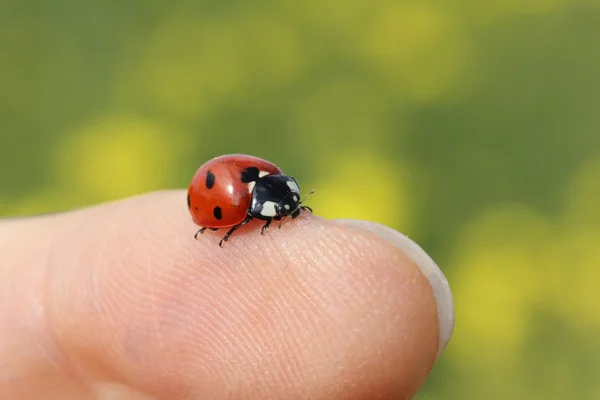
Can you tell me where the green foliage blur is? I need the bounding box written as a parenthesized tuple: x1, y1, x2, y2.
(2, 1, 599, 398)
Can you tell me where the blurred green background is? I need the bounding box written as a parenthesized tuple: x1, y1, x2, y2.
(2, 0, 599, 398)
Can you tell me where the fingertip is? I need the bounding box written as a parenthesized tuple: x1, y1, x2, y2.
(335, 219, 455, 359)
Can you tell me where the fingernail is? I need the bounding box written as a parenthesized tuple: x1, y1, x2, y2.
(336, 219, 454, 359)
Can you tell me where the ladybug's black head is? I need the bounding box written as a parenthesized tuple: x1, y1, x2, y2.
(248, 175, 302, 220)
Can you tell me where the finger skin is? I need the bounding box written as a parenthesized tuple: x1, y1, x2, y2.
(1, 191, 439, 399)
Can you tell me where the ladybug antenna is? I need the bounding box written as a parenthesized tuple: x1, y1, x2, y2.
(300, 189, 316, 204)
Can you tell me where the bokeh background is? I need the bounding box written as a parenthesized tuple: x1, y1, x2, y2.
(2, 0, 599, 398)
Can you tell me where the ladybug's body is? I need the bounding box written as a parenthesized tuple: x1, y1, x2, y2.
(187, 154, 283, 229)
(187, 154, 312, 246)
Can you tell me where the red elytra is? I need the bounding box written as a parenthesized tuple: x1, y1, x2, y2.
(187, 154, 283, 229)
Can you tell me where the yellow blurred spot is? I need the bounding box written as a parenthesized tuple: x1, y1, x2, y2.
(450, 206, 551, 358)
(55, 116, 175, 201)
(451, 168, 600, 361)
(554, 157, 600, 329)
(364, 5, 471, 102)
(307, 153, 412, 229)
(550, 229, 600, 329)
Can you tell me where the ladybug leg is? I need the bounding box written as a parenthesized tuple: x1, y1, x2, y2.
(194, 227, 207, 239)
(260, 219, 272, 235)
(195, 227, 221, 240)
(219, 216, 253, 247)
(301, 205, 313, 213)
(278, 216, 288, 229)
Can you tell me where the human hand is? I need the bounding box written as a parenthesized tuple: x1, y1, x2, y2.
(0, 191, 454, 399)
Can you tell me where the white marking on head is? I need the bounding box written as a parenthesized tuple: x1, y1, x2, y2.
(284, 204, 290, 210)
(286, 180, 300, 193)
(292, 194, 299, 202)
(247, 181, 256, 194)
(259, 170, 270, 178)
(260, 201, 277, 217)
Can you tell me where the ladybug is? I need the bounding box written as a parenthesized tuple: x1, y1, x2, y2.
(187, 154, 313, 247)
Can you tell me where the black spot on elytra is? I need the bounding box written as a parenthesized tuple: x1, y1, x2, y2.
(213, 206, 222, 220)
(206, 170, 216, 189)
(187, 193, 191, 209)
(241, 166, 260, 183)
